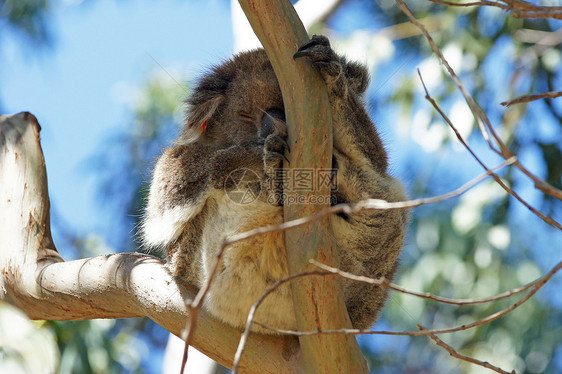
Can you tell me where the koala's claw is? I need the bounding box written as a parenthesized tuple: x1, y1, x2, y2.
(266, 151, 290, 164)
(293, 35, 343, 89)
(293, 35, 331, 60)
(273, 135, 290, 153)
(265, 133, 289, 154)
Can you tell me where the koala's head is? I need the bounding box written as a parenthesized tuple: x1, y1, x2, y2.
(179, 49, 285, 146)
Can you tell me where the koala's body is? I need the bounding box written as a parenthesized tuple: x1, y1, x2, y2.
(143, 36, 408, 333)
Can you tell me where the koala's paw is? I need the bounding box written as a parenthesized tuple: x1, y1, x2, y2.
(294, 35, 344, 92)
(263, 121, 289, 204)
(264, 133, 289, 172)
(265, 134, 289, 161)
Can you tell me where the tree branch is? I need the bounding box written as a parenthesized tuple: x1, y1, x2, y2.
(500, 91, 562, 106)
(425, 0, 562, 20)
(417, 325, 515, 374)
(0, 112, 299, 373)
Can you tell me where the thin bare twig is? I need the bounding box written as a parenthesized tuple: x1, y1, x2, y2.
(180, 233, 233, 372)
(398, 0, 496, 150)
(358, 158, 516, 211)
(226, 157, 516, 279)
(418, 325, 516, 374)
(232, 271, 333, 373)
(232, 256, 560, 367)
(310, 259, 544, 305)
(253, 259, 561, 337)
(179, 305, 196, 374)
(426, 0, 562, 20)
(397, 0, 562, 206)
(501, 91, 562, 106)
(416, 69, 561, 229)
(233, 246, 560, 369)
(512, 10, 562, 19)
(229, 156, 516, 254)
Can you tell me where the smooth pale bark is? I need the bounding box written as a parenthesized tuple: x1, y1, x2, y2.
(237, 1, 368, 373)
(231, 0, 344, 52)
(0, 112, 299, 373)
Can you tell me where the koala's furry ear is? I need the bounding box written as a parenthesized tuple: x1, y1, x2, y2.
(344, 60, 370, 95)
(179, 95, 224, 143)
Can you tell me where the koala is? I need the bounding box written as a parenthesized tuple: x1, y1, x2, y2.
(142, 35, 408, 333)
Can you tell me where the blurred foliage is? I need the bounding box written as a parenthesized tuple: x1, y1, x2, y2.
(0, 0, 51, 45)
(92, 72, 186, 251)
(0, 302, 58, 374)
(0, 0, 51, 109)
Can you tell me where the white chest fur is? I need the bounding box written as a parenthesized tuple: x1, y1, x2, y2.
(199, 194, 296, 331)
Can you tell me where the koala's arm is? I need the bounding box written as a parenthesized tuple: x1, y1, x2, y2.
(328, 65, 408, 268)
(143, 141, 267, 247)
(295, 36, 408, 269)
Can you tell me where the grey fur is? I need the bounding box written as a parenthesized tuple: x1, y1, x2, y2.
(143, 35, 408, 333)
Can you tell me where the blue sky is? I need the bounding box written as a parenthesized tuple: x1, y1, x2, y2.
(2, 0, 233, 250)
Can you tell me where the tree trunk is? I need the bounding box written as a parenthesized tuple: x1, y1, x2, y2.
(237, 1, 368, 372)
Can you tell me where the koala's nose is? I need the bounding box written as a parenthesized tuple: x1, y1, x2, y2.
(260, 109, 286, 137)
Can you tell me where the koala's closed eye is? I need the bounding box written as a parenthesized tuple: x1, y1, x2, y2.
(238, 112, 255, 123)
